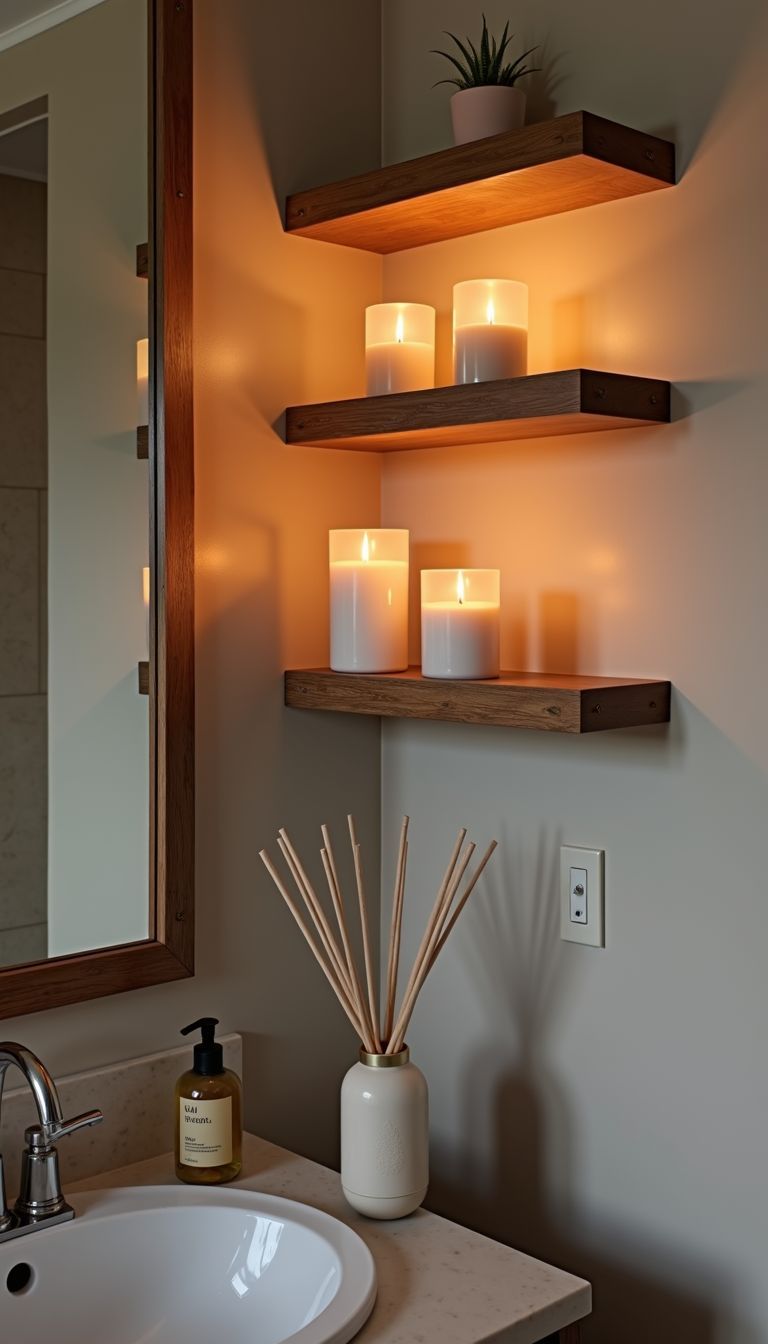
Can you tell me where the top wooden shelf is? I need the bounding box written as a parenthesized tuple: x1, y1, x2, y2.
(285, 111, 675, 253)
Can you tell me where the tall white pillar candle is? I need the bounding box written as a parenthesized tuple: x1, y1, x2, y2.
(453, 279, 527, 384)
(421, 569, 500, 680)
(330, 529, 409, 673)
(137, 338, 149, 423)
(366, 304, 435, 396)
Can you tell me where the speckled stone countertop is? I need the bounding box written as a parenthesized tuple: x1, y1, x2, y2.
(73, 1132, 590, 1343)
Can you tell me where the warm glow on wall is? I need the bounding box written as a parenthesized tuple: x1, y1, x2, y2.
(136, 337, 149, 424)
(142, 565, 150, 654)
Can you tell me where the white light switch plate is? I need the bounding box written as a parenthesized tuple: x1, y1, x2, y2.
(560, 846, 604, 947)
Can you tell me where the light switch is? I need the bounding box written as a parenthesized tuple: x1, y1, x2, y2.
(561, 846, 604, 947)
(569, 868, 588, 923)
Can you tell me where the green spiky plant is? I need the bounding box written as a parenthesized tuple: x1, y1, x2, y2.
(432, 14, 539, 90)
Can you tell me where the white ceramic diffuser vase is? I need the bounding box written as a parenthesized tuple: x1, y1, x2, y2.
(450, 85, 526, 145)
(341, 1046, 428, 1220)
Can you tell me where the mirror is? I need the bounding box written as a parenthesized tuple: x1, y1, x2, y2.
(0, 0, 194, 1014)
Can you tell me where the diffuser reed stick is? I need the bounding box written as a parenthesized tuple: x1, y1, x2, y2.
(383, 816, 409, 1043)
(348, 816, 382, 1053)
(259, 814, 496, 1055)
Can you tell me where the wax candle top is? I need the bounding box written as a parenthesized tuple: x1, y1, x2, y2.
(366, 304, 435, 348)
(330, 528, 409, 566)
(421, 567, 500, 607)
(453, 279, 528, 330)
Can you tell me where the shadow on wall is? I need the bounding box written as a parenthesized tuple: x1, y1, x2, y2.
(424, 824, 757, 1344)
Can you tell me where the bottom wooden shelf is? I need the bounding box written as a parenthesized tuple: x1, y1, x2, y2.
(285, 667, 670, 734)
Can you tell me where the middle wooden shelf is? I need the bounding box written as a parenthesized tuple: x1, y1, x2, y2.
(285, 368, 670, 452)
(285, 667, 671, 734)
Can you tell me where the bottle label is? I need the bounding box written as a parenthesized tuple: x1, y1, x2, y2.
(180, 1096, 233, 1167)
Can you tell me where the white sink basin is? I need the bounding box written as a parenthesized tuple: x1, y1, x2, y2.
(0, 1185, 377, 1344)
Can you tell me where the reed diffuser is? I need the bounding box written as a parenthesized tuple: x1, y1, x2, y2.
(260, 816, 497, 1218)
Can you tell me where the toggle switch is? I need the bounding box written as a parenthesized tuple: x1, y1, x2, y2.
(561, 846, 604, 947)
(569, 868, 588, 923)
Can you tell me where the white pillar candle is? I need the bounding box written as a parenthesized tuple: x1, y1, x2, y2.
(366, 303, 435, 396)
(137, 338, 149, 424)
(453, 279, 528, 384)
(421, 569, 500, 680)
(330, 529, 409, 673)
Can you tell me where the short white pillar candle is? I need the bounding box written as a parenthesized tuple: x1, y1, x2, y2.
(366, 303, 435, 396)
(421, 569, 500, 680)
(453, 279, 528, 384)
(137, 338, 149, 423)
(330, 529, 409, 673)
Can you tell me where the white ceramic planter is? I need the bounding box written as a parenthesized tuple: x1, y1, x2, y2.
(340, 1047, 428, 1220)
(450, 84, 527, 145)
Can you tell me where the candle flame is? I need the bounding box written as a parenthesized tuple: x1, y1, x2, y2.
(395, 312, 405, 344)
(486, 297, 495, 325)
(361, 532, 370, 563)
(457, 570, 465, 604)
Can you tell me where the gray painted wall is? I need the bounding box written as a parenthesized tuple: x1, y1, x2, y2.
(380, 3, 768, 1341)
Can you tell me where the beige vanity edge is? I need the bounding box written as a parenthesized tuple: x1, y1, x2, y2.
(71, 1131, 590, 1344)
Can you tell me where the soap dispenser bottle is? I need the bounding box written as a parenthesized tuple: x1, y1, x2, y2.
(175, 1017, 242, 1184)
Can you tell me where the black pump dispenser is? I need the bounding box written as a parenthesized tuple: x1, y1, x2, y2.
(181, 1017, 223, 1076)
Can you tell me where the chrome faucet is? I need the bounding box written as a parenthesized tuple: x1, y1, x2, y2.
(0, 1042, 103, 1243)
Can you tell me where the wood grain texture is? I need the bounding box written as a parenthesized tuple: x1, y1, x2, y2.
(137, 424, 149, 458)
(286, 370, 671, 452)
(152, 0, 195, 977)
(285, 668, 671, 734)
(136, 241, 149, 278)
(138, 660, 150, 695)
(0, 0, 195, 1019)
(285, 111, 675, 253)
(0, 943, 189, 1019)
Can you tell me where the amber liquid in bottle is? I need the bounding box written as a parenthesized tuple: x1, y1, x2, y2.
(175, 1018, 242, 1185)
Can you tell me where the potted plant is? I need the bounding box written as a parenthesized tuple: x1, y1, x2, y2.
(433, 14, 539, 146)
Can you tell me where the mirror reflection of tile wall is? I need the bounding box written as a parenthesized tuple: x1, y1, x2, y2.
(0, 167, 47, 965)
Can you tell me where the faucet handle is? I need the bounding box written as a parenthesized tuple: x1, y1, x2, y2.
(49, 1109, 104, 1143)
(26, 1109, 103, 1151)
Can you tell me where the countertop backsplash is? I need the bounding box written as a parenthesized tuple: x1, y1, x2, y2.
(0, 1034, 242, 1195)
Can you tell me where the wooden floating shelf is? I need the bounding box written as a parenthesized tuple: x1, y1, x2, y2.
(138, 661, 149, 695)
(136, 242, 148, 278)
(137, 425, 149, 459)
(285, 668, 671, 734)
(286, 370, 670, 452)
(285, 111, 675, 253)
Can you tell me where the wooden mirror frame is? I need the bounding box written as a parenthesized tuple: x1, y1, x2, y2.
(0, 0, 195, 1018)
